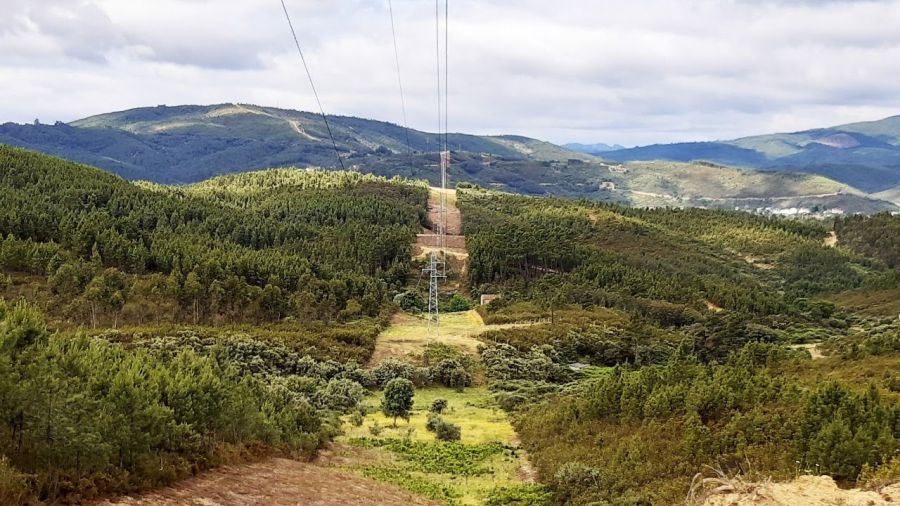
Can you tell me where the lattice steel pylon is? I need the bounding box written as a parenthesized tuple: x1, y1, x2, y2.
(423, 250, 445, 329)
(424, 150, 451, 330)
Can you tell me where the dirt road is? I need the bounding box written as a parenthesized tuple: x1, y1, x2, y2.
(92, 458, 438, 506)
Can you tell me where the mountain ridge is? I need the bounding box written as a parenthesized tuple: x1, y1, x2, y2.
(1, 104, 898, 212)
(595, 114, 900, 193)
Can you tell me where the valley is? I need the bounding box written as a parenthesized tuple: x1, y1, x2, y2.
(5, 2, 900, 504)
(1, 146, 900, 506)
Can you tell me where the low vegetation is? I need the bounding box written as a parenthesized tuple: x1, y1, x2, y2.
(0, 301, 351, 502)
(460, 189, 900, 504)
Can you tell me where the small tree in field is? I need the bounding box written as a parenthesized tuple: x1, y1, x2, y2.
(381, 378, 414, 426)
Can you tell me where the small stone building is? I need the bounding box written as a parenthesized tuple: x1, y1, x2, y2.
(480, 294, 500, 306)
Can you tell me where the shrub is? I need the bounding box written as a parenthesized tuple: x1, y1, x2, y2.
(349, 411, 364, 427)
(431, 398, 448, 414)
(0, 457, 28, 505)
(426, 412, 441, 432)
(393, 291, 425, 312)
(553, 462, 602, 501)
(435, 420, 461, 441)
(429, 358, 472, 389)
(369, 421, 384, 436)
(317, 378, 366, 413)
(441, 293, 472, 313)
(485, 484, 552, 506)
(373, 359, 417, 387)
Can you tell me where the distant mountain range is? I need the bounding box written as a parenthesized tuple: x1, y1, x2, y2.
(0, 104, 898, 212)
(592, 115, 900, 196)
(0, 104, 587, 184)
(563, 142, 625, 153)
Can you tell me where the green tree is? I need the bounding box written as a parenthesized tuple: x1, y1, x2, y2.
(381, 378, 414, 426)
(183, 270, 203, 324)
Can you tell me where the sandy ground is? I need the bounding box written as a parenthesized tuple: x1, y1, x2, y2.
(702, 475, 899, 506)
(790, 342, 826, 360)
(91, 458, 439, 506)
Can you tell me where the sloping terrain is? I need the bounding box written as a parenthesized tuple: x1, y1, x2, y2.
(2, 104, 898, 211)
(0, 104, 590, 185)
(874, 185, 900, 205)
(700, 475, 900, 506)
(92, 458, 439, 506)
(458, 188, 900, 504)
(601, 114, 900, 193)
(593, 160, 895, 213)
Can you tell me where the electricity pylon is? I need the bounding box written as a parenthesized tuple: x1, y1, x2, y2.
(424, 150, 450, 330)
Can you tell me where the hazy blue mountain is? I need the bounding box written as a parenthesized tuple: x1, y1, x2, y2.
(563, 142, 625, 154)
(602, 115, 900, 193)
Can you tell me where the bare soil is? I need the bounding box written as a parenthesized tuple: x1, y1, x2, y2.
(91, 458, 438, 506)
(701, 475, 899, 506)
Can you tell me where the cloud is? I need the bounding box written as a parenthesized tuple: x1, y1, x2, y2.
(1, 0, 899, 146)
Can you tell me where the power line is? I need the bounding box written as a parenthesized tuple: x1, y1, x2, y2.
(444, 0, 449, 154)
(387, 0, 413, 170)
(279, 0, 346, 171)
(434, 0, 443, 144)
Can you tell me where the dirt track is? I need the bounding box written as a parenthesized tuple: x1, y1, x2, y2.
(702, 475, 899, 506)
(92, 458, 438, 506)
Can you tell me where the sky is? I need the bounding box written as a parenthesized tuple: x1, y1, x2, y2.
(2, 0, 900, 146)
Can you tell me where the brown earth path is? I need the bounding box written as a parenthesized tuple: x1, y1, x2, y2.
(91, 458, 439, 506)
(701, 475, 899, 506)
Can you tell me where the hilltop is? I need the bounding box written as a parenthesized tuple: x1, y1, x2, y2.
(0, 103, 585, 185)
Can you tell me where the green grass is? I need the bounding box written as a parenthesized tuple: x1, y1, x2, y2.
(337, 387, 539, 505)
(827, 287, 900, 317)
(344, 387, 517, 445)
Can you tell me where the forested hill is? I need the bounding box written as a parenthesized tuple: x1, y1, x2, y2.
(461, 188, 900, 504)
(0, 145, 428, 332)
(5, 104, 898, 213)
(0, 103, 584, 185)
(461, 188, 888, 327)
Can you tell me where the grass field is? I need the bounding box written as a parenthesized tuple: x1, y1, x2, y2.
(368, 311, 487, 365)
(330, 387, 540, 506)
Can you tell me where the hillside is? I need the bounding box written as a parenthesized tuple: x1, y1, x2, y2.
(874, 185, 900, 205)
(0, 104, 590, 186)
(2, 104, 898, 213)
(458, 188, 900, 504)
(600, 114, 900, 193)
(2, 148, 900, 505)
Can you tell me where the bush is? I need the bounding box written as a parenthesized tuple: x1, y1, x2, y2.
(426, 412, 442, 432)
(0, 457, 28, 505)
(441, 294, 472, 313)
(350, 411, 364, 427)
(431, 398, 448, 414)
(485, 484, 552, 506)
(393, 291, 425, 312)
(317, 378, 366, 413)
(435, 420, 461, 441)
(369, 421, 384, 436)
(374, 359, 425, 387)
(553, 462, 602, 501)
(429, 359, 472, 389)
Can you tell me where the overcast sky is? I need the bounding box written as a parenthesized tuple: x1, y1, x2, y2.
(2, 0, 900, 146)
